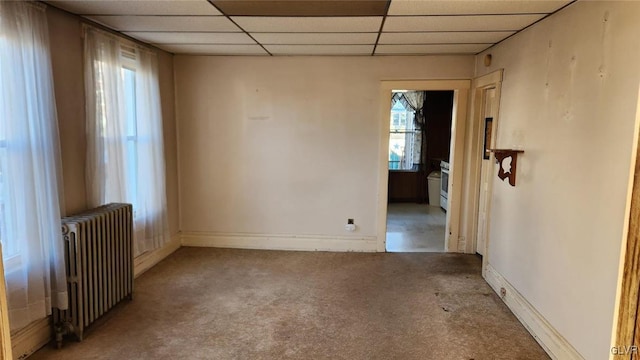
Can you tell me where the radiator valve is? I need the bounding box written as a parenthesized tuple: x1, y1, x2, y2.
(54, 321, 74, 349)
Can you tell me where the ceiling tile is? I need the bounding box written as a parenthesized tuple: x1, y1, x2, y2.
(124, 32, 255, 44)
(232, 17, 383, 33)
(378, 31, 514, 44)
(157, 44, 268, 55)
(87, 15, 240, 32)
(387, 0, 571, 16)
(47, 0, 221, 16)
(375, 44, 491, 55)
(252, 32, 378, 45)
(383, 14, 545, 32)
(265, 44, 374, 55)
(212, 0, 388, 16)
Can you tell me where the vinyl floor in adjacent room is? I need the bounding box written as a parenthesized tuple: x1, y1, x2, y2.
(31, 247, 549, 360)
(386, 203, 446, 252)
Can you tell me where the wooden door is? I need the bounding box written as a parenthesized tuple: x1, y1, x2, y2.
(476, 87, 498, 256)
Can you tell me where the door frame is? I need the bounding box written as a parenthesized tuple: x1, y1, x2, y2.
(376, 80, 470, 253)
(466, 71, 503, 265)
(612, 83, 640, 359)
(0, 244, 13, 360)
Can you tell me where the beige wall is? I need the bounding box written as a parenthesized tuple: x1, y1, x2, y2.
(474, 2, 640, 358)
(174, 56, 473, 239)
(48, 8, 86, 214)
(47, 6, 180, 236)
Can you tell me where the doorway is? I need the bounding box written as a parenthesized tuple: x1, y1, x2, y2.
(376, 80, 470, 253)
(385, 90, 454, 252)
(462, 70, 503, 262)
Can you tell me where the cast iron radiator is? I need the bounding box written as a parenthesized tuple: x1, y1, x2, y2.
(53, 203, 134, 347)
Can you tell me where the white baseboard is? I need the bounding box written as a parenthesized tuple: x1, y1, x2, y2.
(134, 233, 182, 278)
(11, 317, 50, 360)
(484, 264, 583, 360)
(181, 231, 378, 252)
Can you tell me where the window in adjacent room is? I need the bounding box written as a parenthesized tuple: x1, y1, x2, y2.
(389, 96, 417, 170)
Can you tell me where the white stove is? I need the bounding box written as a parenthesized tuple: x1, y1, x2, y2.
(440, 161, 449, 211)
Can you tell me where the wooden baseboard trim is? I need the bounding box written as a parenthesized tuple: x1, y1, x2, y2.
(181, 232, 378, 252)
(134, 233, 182, 278)
(484, 264, 583, 360)
(11, 317, 50, 360)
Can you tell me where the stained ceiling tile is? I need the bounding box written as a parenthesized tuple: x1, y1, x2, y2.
(232, 16, 383, 33)
(212, 0, 388, 16)
(157, 44, 268, 55)
(383, 14, 545, 32)
(265, 44, 374, 55)
(378, 31, 514, 44)
(252, 32, 378, 45)
(46, 0, 221, 16)
(87, 15, 241, 32)
(375, 44, 491, 55)
(387, 0, 571, 16)
(124, 32, 256, 44)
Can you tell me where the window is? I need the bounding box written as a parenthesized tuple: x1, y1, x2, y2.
(0, 140, 8, 259)
(389, 99, 418, 170)
(122, 65, 138, 212)
(84, 27, 169, 256)
(0, 31, 14, 261)
(0, 87, 7, 258)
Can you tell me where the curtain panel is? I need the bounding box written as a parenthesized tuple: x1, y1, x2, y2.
(84, 26, 169, 256)
(0, 1, 68, 331)
(131, 49, 169, 255)
(84, 27, 129, 207)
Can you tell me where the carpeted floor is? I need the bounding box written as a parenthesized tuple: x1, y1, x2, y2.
(31, 248, 549, 360)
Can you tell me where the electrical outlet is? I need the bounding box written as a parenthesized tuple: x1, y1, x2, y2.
(345, 219, 356, 231)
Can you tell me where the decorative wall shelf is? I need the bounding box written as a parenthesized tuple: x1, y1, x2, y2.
(489, 149, 524, 187)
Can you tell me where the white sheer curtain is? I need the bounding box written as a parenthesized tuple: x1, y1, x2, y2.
(84, 26, 169, 256)
(84, 27, 129, 207)
(0, 1, 68, 331)
(132, 49, 169, 254)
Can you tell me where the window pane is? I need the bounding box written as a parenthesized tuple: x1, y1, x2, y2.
(122, 68, 137, 137)
(0, 146, 7, 255)
(122, 67, 137, 210)
(389, 99, 420, 170)
(0, 33, 8, 254)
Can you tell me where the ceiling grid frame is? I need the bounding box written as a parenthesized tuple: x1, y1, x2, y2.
(45, 0, 579, 56)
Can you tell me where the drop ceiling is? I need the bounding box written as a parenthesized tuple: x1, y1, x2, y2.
(45, 0, 575, 56)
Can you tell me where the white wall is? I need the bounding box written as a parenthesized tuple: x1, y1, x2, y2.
(475, 2, 640, 358)
(174, 56, 473, 244)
